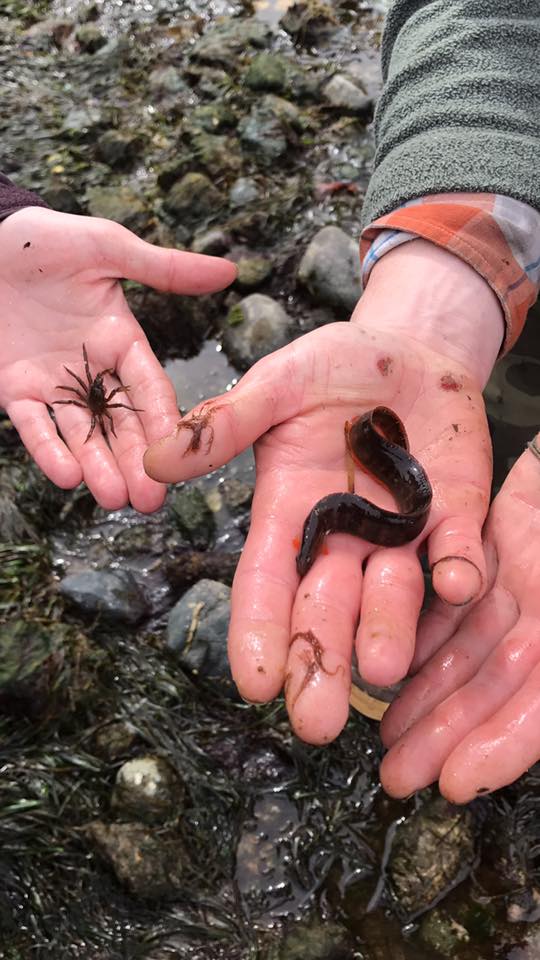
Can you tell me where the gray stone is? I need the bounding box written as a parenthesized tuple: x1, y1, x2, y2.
(111, 755, 186, 823)
(170, 485, 216, 550)
(87, 821, 187, 899)
(388, 796, 475, 916)
(244, 53, 287, 93)
(167, 579, 231, 685)
(229, 176, 260, 208)
(85, 184, 150, 233)
(190, 131, 243, 177)
(239, 103, 287, 162)
(190, 17, 271, 67)
(62, 103, 102, 138)
(222, 294, 292, 371)
(59, 569, 148, 624)
(96, 129, 142, 168)
(190, 102, 236, 134)
(236, 256, 272, 290)
(149, 65, 188, 96)
(75, 23, 106, 53)
(163, 172, 224, 227)
(297, 226, 361, 315)
(323, 73, 372, 114)
(41, 184, 82, 214)
(420, 909, 470, 958)
(191, 228, 231, 256)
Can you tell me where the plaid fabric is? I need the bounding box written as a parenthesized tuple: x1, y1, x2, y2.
(360, 194, 540, 354)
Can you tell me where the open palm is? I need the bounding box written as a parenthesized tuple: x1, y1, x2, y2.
(0, 206, 236, 511)
(145, 319, 493, 742)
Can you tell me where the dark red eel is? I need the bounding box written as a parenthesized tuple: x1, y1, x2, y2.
(296, 406, 432, 577)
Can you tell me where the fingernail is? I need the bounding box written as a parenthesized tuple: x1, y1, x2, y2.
(431, 555, 483, 606)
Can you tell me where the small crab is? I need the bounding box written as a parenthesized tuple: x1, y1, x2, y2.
(53, 343, 143, 443)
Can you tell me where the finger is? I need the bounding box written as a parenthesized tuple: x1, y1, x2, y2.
(411, 540, 499, 672)
(286, 536, 366, 744)
(144, 350, 302, 483)
(116, 337, 180, 442)
(439, 650, 540, 802)
(52, 401, 129, 509)
(100, 222, 238, 294)
(380, 616, 539, 798)
(228, 475, 301, 704)
(93, 401, 167, 514)
(381, 583, 519, 746)
(355, 548, 425, 687)
(7, 399, 83, 489)
(428, 515, 486, 605)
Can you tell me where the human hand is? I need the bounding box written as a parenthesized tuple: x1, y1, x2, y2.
(0, 205, 236, 511)
(145, 241, 504, 743)
(380, 439, 540, 802)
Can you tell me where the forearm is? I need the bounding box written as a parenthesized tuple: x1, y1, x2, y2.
(362, 0, 540, 224)
(0, 173, 49, 222)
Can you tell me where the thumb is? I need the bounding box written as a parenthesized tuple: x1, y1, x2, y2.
(108, 225, 238, 295)
(144, 347, 297, 483)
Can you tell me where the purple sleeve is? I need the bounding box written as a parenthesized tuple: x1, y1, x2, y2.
(0, 173, 50, 222)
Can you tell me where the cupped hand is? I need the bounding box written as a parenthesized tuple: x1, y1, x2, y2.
(0, 205, 236, 512)
(145, 239, 501, 744)
(380, 440, 540, 802)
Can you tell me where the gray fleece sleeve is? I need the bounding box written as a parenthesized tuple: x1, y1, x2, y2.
(361, 0, 540, 226)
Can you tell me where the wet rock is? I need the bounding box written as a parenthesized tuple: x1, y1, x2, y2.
(62, 102, 103, 139)
(75, 22, 106, 53)
(111, 755, 186, 823)
(323, 74, 372, 114)
(163, 172, 224, 228)
(236, 256, 272, 290)
(191, 227, 231, 256)
(164, 550, 240, 592)
(167, 579, 232, 687)
(190, 17, 271, 67)
(93, 720, 139, 761)
(0, 620, 60, 718)
(240, 740, 294, 786)
(239, 101, 287, 162)
(96, 129, 142, 168)
(124, 284, 217, 360)
(229, 176, 260, 208)
(221, 478, 254, 512)
(190, 102, 236, 134)
(190, 132, 243, 178)
(86, 184, 150, 233)
(244, 53, 287, 93)
(87, 821, 187, 899)
(388, 796, 476, 916)
(297, 226, 361, 315)
(59, 569, 148, 624)
(280, 1, 339, 44)
(41, 183, 83, 214)
(149, 65, 189, 97)
(419, 908, 470, 957)
(170, 486, 216, 550)
(276, 916, 354, 959)
(222, 294, 292, 371)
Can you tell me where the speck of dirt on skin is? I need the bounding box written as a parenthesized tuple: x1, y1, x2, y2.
(257, 665, 265, 673)
(452, 423, 459, 432)
(23, 241, 31, 248)
(377, 355, 393, 376)
(440, 373, 462, 392)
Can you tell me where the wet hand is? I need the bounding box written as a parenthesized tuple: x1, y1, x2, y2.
(145, 240, 500, 744)
(0, 206, 236, 511)
(380, 441, 540, 802)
